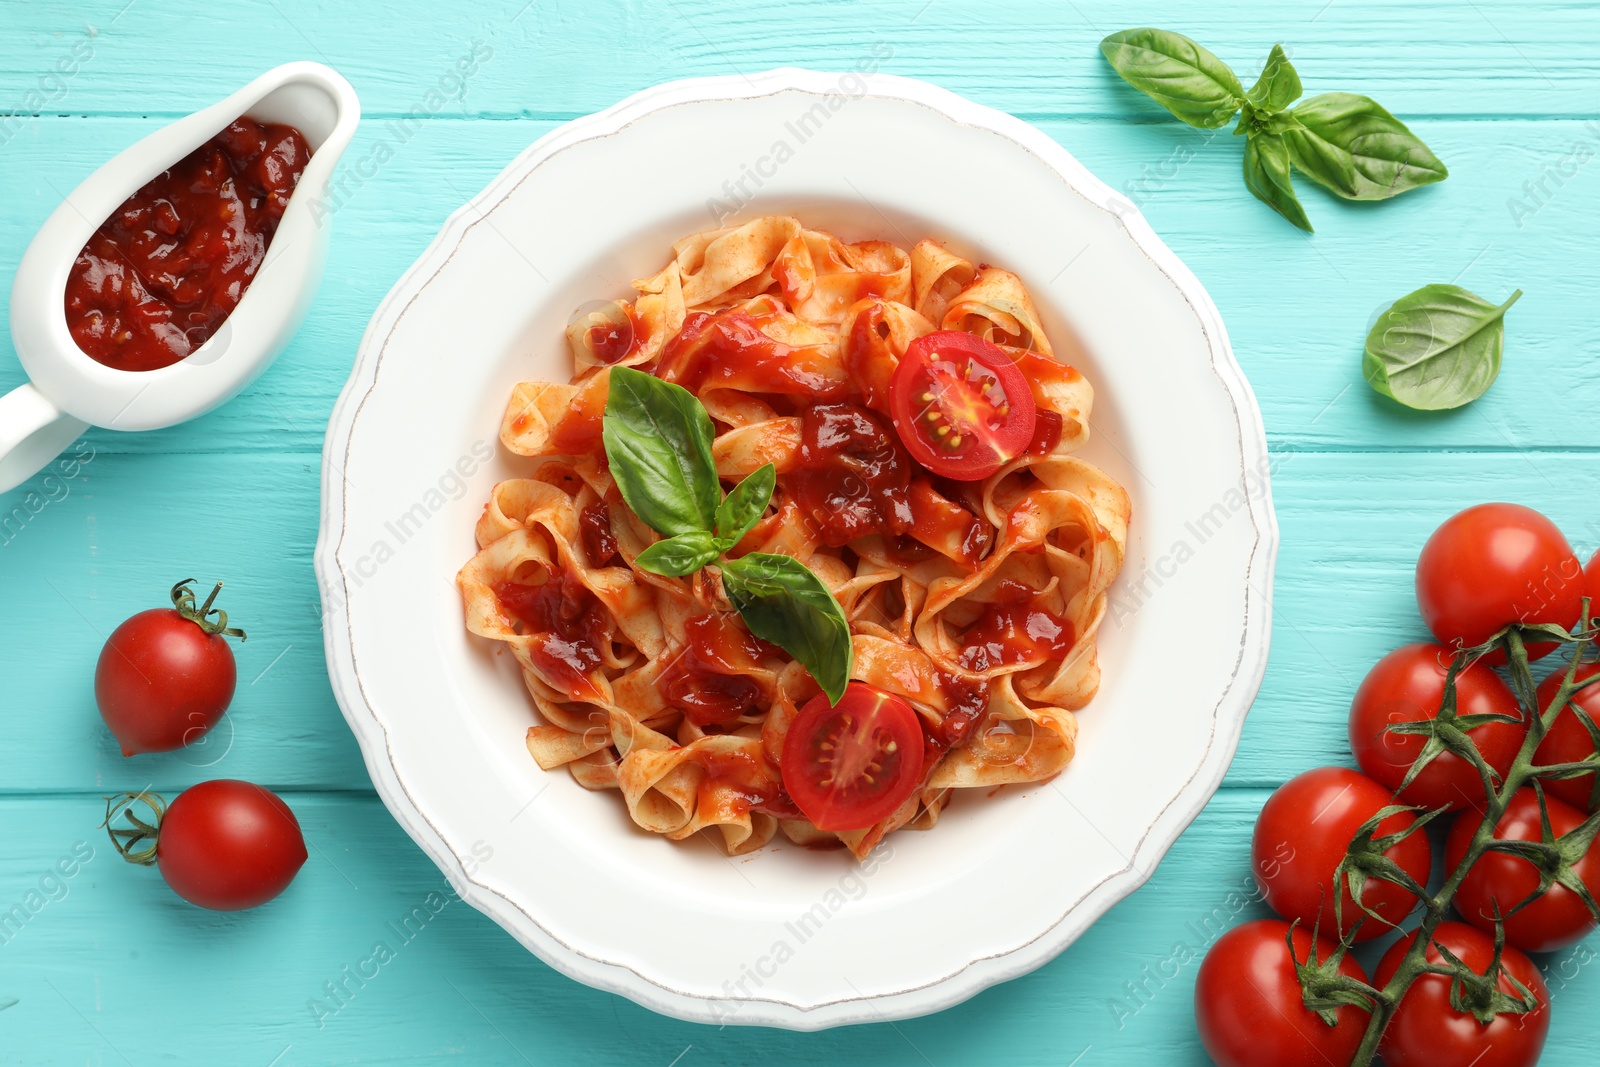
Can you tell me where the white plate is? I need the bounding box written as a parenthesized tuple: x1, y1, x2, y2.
(315, 68, 1277, 1030)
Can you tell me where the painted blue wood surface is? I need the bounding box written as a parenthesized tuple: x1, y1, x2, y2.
(3, 1, 1599, 1063)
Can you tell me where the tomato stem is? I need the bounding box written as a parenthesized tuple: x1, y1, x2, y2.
(170, 578, 247, 641)
(102, 791, 167, 866)
(1342, 607, 1597, 1066)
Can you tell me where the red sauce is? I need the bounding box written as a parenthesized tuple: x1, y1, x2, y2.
(697, 747, 801, 819)
(907, 477, 993, 568)
(660, 613, 778, 726)
(957, 580, 1075, 673)
(585, 306, 638, 364)
(933, 673, 990, 750)
(1024, 409, 1064, 456)
(656, 309, 849, 400)
(844, 303, 896, 413)
(787, 403, 915, 547)
(492, 566, 611, 698)
(548, 378, 609, 454)
(579, 502, 618, 566)
(65, 117, 311, 372)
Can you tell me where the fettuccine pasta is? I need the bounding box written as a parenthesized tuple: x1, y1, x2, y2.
(458, 216, 1130, 859)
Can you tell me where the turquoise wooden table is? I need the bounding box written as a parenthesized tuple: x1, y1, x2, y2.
(4, 1, 1599, 1062)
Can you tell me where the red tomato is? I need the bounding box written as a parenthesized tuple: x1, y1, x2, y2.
(1446, 786, 1600, 951)
(1534, 662, 1600, 810)
(1415, 504, 1582, 663)
(1252, 767, 1432, 941)
(781, 682, 924, 831)
(156, 781, 307, 910)
(1194, 919, 1370, 1067)
(1375, 922, 1549, 1067)
(1348, 643, 1524, 811)
(888, 331, 1036, 481)
(94, 580, 245, 756)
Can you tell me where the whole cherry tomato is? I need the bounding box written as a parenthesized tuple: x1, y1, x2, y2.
(1348, 643, 1524, 811)
(1253, 767, 1432, 941)
(94, 580, 246, 755)
(1375, 922, 1549, 1067)
(1415, 504, 1582, 663)
(105, 780, 307, 910)
(1194, 919, 1370, 1067)
(1533, 661, 1600, 810)
(1446, 786, 1600, 952)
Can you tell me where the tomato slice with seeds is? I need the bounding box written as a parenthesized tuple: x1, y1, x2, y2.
(780, 682, 925, 831)
(888, 331, 1037, 481)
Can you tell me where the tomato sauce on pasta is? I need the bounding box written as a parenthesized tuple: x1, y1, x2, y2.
(457, 216, 1130, 859)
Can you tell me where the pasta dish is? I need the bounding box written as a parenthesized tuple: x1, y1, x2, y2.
(457, 216, 1129, 859)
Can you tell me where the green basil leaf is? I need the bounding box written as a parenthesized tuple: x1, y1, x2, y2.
(602, 366, 720, 537)
(720, 552, 853, 705)
(1242, 133, 1313, 232)
(715, 463, 776, 548)
(1245, 44, 1302, 113)
(1100, 28, 1244, 129)
(1363, 285, 1522, 411)
(635, 532, 724, 577)
(1283, 92, 1447, 201)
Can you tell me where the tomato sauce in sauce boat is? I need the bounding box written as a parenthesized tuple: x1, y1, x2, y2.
(0, 62, 359, 492)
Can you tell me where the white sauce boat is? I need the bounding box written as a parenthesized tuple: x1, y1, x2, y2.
(0, 61, 360, 492)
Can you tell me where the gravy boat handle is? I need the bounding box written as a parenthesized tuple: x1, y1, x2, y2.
(0, 383, 90, 494)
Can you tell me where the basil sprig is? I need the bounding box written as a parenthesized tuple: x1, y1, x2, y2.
(1364, 284, 1522, 411)
(602, 366, 853, 704)
(1101, 29, 1446, 231)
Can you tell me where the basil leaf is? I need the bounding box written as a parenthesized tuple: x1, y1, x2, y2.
(1283, 93, 1447, 201)
(720, 552, 853, 705)
(602, 366, 720, 537)
(1100, 28, 1244, 129)
(1246, 44, 1302, 113)
(1363, 285, 1522, 411)
(715, 463, 775, 548)
(1242, 133, 1312, 232)
(635, 532, 724, 577)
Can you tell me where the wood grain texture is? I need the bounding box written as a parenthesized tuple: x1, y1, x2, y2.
(3, 0, 1599, 1062)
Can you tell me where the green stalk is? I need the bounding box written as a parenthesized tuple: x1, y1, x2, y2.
(1346, 625, 1593, 1065)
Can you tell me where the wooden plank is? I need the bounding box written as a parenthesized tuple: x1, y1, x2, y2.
(0, 790, 1594, 1064)
(2, 116, 1596, 458)
(2, 0, 1596, 120)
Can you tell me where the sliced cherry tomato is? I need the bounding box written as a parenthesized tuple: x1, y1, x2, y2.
(888, 331, 1036, 481)
(1533, 661, 1600, 811)
(1415, 503, 1582, 663)
(1446, 786, 1600, 952)
(1348, 643, 1524, 811)
(1194, 919, 1370, 1067)
(1375, 922, 1549, 1067)
(94, 580, 245, 756)
(1252, 767, 1432, 942)
(780, 682, 924, 831)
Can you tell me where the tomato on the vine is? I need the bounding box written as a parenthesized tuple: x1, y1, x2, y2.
(1252, 767, 1431, 941)
(888, 330, 1036, 481)
(1415, 503, 1582, 662)
(1533, 662, 1600, 811)
(106, 780, 307, 911)
(780, 682, 924, 831)
(1194, 919, 1370, 1067)
(1348, 643, 1524, 811)
(1374, 922, 1549, 1067)
(1445, 786, 1600, 952)
(94, 580, 246, 756)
